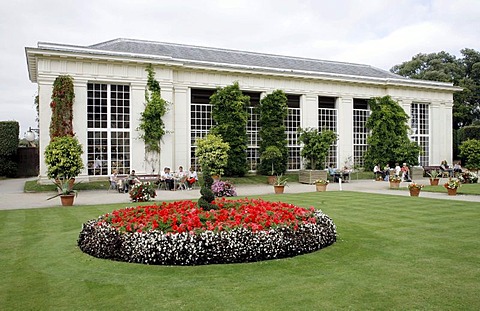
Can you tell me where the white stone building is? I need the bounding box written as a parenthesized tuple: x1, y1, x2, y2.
(26, 38, 459, 180)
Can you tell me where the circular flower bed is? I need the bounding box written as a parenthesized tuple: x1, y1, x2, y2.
(78, 198, 337, 265)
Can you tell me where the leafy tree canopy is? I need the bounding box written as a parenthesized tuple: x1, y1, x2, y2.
(391, 49, 480, 128)
(298, 128, 337, 170)
(258, 90, 288, 175)
(363, 96, 420, 170)
(210, 82, 249, 176)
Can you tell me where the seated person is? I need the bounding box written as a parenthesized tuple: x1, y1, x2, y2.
(340, 166, 351, 182)
(186, 166, 198, 189)
(401, 163, 411, 182)
(394, 163, 401, 177)
(453, 161, 463, 175)
(161, 167, 175, 190)
(326, 164, 339, 182)
(174, 165, 188, 190)
(373, 164, 384, 180)
(383, 164, 391, 181)
(440, 160, 454, 177)
(124, 170, 140, 193)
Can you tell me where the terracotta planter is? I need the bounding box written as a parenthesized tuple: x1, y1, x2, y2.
(389, 181, 400, 189)
(315, 183, 328, 192)
(409, 188, 421, 196)
(429, 178, 440, 186)
(267, 175, 276, 185)
(60, 194, 75, 206)
(273, 185, 285, 194)
(211, 175, 220, 182)
(447, 188, 457, 196)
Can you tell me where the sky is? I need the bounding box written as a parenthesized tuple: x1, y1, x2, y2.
(1, 0, 479, 138)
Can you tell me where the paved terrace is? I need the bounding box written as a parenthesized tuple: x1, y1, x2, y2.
(1, 177, 479, 211)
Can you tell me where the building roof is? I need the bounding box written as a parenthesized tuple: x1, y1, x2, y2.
(87, 38, 401, 80)
(26, 38, 459, 91)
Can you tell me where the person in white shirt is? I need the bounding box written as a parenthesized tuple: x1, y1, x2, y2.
(161, 167, 175, 190)
(394, 163, 401, 177)
(175, 166, 188, 190)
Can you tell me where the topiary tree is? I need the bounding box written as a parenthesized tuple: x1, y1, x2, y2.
(138, 64, 168, 173)
(49, 75, 74, 139)
(459, 139, 480, 169)
(258, 90, 288, 175)
(195, 133, 230, 176)
(45, 136, 84, 189)
(298, 128, 337, 170)
(363, 96, 420, 170)
(210, 82, 249, 176)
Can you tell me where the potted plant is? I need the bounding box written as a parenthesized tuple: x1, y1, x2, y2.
(427, 170, 440, 186)
(44, 136, 84, 206)
(47, 177, 79, 206)
(260, 146, 283, 184)
(407, 182, 424, 196)
(314, 179, 329, 192)
(273, 174, 288, 194)
(444, 178, 461, 196)
(388, 175, 402, 188)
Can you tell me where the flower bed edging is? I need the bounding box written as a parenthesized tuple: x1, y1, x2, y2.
(78, 200, 337, 265)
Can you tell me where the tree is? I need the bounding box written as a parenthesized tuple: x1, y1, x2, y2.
(210, 82, 249, 176)
(195, 133, 230, 176)
(363, 96, 420, 170)
(138, 64, 168, 173)
(258, 90, 288, 175)
(298, 128, 337, 170)
(391, 49, 480, 129)
(49, 75, 75, 139)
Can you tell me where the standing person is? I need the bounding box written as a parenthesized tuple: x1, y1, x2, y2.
(161, 167, 175, 190)
(186, 166, 198, 190)
(110, 169, 118, 191)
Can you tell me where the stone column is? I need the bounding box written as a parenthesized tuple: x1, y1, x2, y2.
(337, 96, 353, 167)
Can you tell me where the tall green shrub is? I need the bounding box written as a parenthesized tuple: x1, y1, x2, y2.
(49, 75, 74, 139)
(363, 96, 420, 170)
(210, 82, 249, 176)
(0, 121, 19, 177)
(195, 133, 230, 176)
(258, 90, 288, 175)
(459, 139, 480, 169)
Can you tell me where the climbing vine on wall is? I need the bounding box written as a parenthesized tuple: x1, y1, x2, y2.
(138, 64, 167, 153)
(49, 75, 74, 139)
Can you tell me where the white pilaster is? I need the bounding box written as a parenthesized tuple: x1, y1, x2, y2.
(337, 97, 353, 166)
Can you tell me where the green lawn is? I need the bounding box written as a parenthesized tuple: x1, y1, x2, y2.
(1, 192, 479, 310)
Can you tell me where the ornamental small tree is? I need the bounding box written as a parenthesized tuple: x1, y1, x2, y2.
(49, 75, 74, 139)
(44, 136, 84, 189)
(258, 90, 288, 175)
(138, 64, 168, 173)
(459, 139, 480, 169)
(210, 82, 249, 176)
(195, 133, 230, 176)
(363, 96, 420, 170)
(298, 128, 337, 170)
